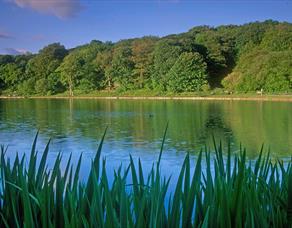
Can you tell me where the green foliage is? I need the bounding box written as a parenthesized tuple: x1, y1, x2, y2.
(195, 29, 230, 70)
(233, 20, 278, 53)
(0, 55, 31, 92)
(0, 63, 24, 89)
(260, 23, 292, 51)
(131, 36, 158, 89)
(222, 21, 292, 92)
(107, 43, 135, 91)
(152, 39, 184, 90)
(17, 78, 35, 95)
(223, 49, 292, 92)
(58, 41, 112, 95)
(25, 43, 68, 94)
(167, 52, 208, 92)
(35, 78, 48, 95)
(58, 51, 84, 96)
(27, 43, 67, 79)
(0, 132, 291, 227)
(0, 55, 14, 65)
(1, 20, 292, 95)
(94, 50, 113, 90)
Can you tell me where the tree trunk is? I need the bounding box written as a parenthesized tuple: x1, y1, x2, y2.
(69, 76, 73, 96)
(108, 78, 111, 91)
(140, 68, 144, 89)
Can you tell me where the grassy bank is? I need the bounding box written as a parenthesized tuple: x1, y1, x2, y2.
(1, 89, 292, 102)
(0, 130, 291, 227)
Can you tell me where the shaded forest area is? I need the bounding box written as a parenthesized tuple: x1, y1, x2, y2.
(0, 20, 291, 96)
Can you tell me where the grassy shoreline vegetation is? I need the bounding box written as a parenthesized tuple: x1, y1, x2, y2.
(1, 20, 292, 97)
(1, 92, 292, 102)
(0, 130, 291, 227)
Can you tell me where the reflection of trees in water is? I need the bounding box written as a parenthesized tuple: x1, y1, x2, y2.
(201, 115, 233, 142)
(104, 100, 236, 154)
(220, 101, 292, 158)
(0, 99, 291, 158)
(191, 103, 235, 153)
(0, 100, 4, 122)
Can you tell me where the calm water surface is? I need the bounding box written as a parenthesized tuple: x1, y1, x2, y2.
(0, 98, 291, 180)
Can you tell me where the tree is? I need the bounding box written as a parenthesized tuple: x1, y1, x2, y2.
(25, 43, 68, 94)
(131, 37, 158, 89)
(260, 24, 292, 51)
(107, 44, 134, 91)
(57, 52, 84, 96)
(95, 51, 113, 90)
(58, 41, 112, 95)
(0, 55, 14, 66)
(195, 30, 233, 75)
(0, 20, 292, 95)
(0, 63, 23, 90)
(167, 52, 208, 92)
(0, 55, 31, 93)
(222, 49, 292, 92)
(152, 39, 183, 90)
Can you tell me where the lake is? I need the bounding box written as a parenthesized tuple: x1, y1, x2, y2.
(0, 98, 291, 181)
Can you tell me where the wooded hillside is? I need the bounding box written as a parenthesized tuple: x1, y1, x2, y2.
(0, 20, 291, 95)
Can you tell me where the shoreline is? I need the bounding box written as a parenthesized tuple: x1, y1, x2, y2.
(1, 95, 292, 102)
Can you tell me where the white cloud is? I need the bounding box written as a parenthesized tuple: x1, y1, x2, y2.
(11, 0, 82, 18)
(1, 48, 30, 55)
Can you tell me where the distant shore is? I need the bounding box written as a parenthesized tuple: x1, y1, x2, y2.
(1, 94, 292, 102)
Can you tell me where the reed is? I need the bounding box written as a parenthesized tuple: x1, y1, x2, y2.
(0, 129, 291, 227)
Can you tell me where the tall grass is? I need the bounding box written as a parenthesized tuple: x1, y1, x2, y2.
(0, 130, 291, 227)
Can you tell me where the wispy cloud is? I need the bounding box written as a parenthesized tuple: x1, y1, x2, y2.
(1, 48, 30, 55)
(10, 0, 83, 18)
(0, 32, 13, 39)
(32, 34, 46, 41)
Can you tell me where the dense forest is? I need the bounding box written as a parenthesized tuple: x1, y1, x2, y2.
(0, 20, 291, 96)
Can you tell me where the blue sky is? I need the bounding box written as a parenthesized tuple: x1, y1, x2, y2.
(0, 0, 292, 54)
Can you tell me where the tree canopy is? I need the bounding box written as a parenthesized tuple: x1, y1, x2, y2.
(0, 20, 291, 95)
(167, 52, 208, 92)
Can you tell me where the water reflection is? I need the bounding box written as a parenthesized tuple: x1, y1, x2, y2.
(0, 99, 291, 172)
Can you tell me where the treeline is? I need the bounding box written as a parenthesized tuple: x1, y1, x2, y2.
(0, 20, 291, 96)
